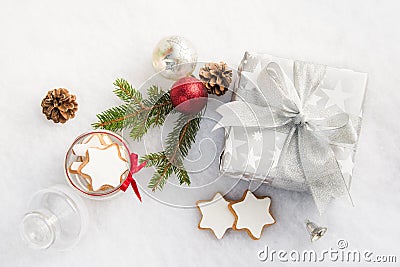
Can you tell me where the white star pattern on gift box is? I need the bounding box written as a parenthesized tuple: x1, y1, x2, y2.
(305, 92, 323, 107)
(241, 52, 259, 72)
(320, 81, 352, 111)
(271, 133, 285, 168)
(230, 191, 275, 240)
(197, 193, 235, 239)
(243, 147, 261, 171)
(252, 131, 263, 142)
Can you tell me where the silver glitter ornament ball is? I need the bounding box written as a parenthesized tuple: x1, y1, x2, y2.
(152, 35, 198, 80)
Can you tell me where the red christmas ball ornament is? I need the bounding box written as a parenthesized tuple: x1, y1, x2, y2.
(170, 76, 208, 114)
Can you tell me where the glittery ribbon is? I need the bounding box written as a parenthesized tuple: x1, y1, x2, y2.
(215, 61, 359, 213)
(120, 153, 147, 202)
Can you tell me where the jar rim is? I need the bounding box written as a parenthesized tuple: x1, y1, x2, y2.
(64, 130, 132, 198)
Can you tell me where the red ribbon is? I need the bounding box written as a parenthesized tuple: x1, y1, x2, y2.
(120, 153, 147, 202)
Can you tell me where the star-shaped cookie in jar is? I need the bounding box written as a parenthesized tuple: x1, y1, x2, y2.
(78, 144, 129, 191)
(67, 133, 130, 192)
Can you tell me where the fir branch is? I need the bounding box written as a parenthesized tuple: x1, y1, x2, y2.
(93, 79, 174, 139)
(128, 111, 150, 140)
(113, 78, 143, 106)
(149, 163, 172, 191)
(141, 152, 171, 191)
(92, 105, 128, 131)
(129, 90, 174, 140)
(145, 87, 174, 127)
(141, 113, 201, 191)
(171, 164, 191, 186)
(92, 104, 149, 131)
(141, 152, 168, 166)
(165, 113, 201, 166)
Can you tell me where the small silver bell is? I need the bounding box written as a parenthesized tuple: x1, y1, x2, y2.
(305, 219, 327, 242)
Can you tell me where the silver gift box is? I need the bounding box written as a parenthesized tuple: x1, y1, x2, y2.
(220, 52, 368, 192)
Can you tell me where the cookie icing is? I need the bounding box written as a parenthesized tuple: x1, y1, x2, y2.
(229, 190, 275, 240)
(79, 144, 129, 191)
(197, 193, 235, 239)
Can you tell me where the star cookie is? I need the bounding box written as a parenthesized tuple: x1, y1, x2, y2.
(68, 161, 82, 174)
(229, 190, 275, 240)
(73, 133, 113, 156)
(82, 133, 113, 145)
(197, 193, 235, 239)
(78, 143, 129, 191)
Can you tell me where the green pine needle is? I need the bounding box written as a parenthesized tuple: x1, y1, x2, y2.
(171, 164, 191, 186)
(142, 152, 172, 191)
(165, 113, 201, 167)
(93, 79, 173, 140)
(113, 78, 142, 104)
(141, 113, 201, 191)
(92, 104, 128, 131)
(141, 151, 191, 191)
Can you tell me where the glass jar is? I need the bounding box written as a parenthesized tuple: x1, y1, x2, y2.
(20, 184, 89, 251)
(64, 130, 132, 200)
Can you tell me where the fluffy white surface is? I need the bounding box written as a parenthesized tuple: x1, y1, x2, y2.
(1, 0, 399, 266)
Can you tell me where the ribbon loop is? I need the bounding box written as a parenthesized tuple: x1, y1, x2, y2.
(120, 153, 147, 202)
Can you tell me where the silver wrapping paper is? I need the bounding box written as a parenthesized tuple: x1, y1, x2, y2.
(220, 52, 368, 196)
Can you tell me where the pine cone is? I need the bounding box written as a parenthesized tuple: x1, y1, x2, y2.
(199, 62, 232, 96)
(41, 88, 78, 123)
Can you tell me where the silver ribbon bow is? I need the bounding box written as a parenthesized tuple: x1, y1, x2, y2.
(216, 61, 359, 213)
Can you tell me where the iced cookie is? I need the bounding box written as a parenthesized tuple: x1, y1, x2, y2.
(78, 143, 129, 191)
(73, 134, 104, 156)
(73, 133, 116, 157)
(118, 145, 129, 161)
(229, 190, 275, 240)
(68, 161, 83, 174)
(197, 192, 235, 239)
(82, 133, 104, 145)
(100, 134, 113, 145)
